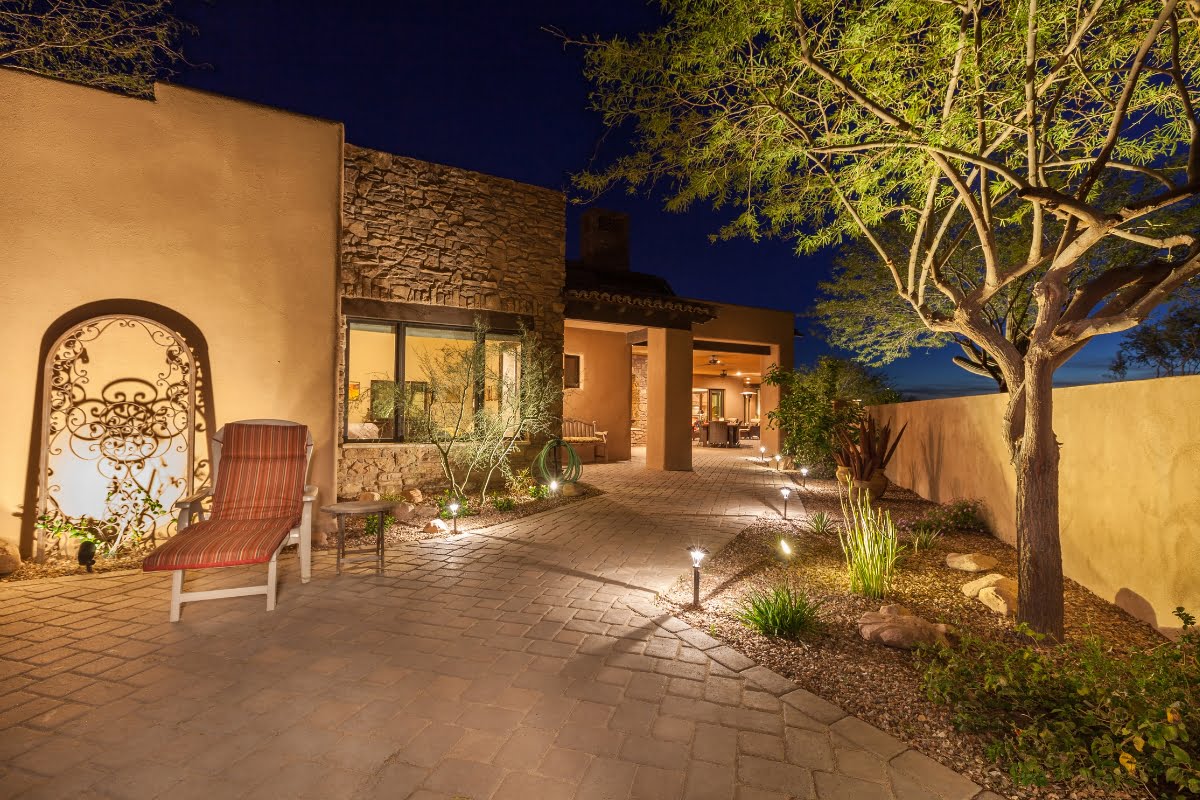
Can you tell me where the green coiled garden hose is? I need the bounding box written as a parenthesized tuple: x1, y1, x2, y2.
(534, 438, 582, 485)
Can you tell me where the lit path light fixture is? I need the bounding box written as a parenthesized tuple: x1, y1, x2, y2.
(688, 546, 709, 607)
(759, 446, 767, 464)
(800, 467, 809, 488)
(780, 486, 791, 519)
(774, 454, 782, 470)
(448, 501, 460, 534)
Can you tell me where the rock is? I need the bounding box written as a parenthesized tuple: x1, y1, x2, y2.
(978, 579, 1019, 616)
(560, 482, 583, 497)
(422, 518, 450, 534)
(403, 489, 424, 504)
(357, 491, 382, 502)
(945, 552, 999, 573)
(857, 604, 954, 650)
(961, 573, 1007, 598)
(390, 503, 418, 522)
(0, 540, 21, 576)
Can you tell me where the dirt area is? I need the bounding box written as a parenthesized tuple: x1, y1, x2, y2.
(661, 477, 1163, 800)
(2, 483, 602, 582)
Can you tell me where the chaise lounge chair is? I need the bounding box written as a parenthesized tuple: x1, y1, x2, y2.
(143, 420, 317, 622)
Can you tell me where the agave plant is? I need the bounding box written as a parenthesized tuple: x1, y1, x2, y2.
(832, 417, 907, 481)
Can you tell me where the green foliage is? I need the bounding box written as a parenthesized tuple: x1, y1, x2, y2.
(435, 491, 475, 520)
(838, 488, 903, 598)
(1109, 299, 1200, 380)
(922, 610, 1200, 794)
(491, 495, 516, 512)
(0, 0, 191, 97)
(35, 484, 165, 558)
(832, 416, 907, 481)
(762, 358, 900, 475)
(805, 510, 836, 536)
(918, 499, 989, 534)
(363, 513, 395, 538)
(908, 521, 944, 552)
(527, 482, 550, 500)
(735, 582, 824, 639)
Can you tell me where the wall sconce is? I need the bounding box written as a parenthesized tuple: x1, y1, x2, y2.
(688, 546, 709, 607)
(800, 467, 809, 488)
(448, 501, 460, 534)
(780, 486, 791, 519)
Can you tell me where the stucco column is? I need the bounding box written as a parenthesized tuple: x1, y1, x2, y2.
(759, 343, 784, 456)
(645, 327, 693, 471)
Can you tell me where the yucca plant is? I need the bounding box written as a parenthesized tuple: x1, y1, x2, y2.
(735, 583, 824, 638)
(838, 488, 903, 598)
(909, 521, 944, 552)
(832, 416, 907, 481)
(806, 511, 836, 536)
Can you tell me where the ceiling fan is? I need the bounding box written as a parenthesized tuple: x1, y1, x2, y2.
(707, 354, 721, 366)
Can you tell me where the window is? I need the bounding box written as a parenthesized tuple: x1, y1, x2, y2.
(345, 320, 521, 442)
(563, 354, 582, 389)
(709, 388, 726, 420)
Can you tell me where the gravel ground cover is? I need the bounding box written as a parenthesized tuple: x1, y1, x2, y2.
(661, 476, 1163, 800)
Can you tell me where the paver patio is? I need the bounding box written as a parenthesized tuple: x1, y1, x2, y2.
(0, 447, 998, 800)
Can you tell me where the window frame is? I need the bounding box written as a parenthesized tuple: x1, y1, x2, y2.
(563, 353, 582, 389)
(343, 317, 520, 444)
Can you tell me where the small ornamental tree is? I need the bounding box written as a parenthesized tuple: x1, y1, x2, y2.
(0, 0, 190, 97)
(574, 0, 1200, 638)
(1108, 298, 1200, 378)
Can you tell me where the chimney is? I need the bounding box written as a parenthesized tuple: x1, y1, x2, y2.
(579, 208, 630, 271)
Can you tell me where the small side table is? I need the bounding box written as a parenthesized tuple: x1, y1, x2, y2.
(321, 500, 394, 574)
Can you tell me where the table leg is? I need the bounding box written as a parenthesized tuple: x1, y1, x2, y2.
(377, 511, 385, 572)
(336, 515, 345, 575)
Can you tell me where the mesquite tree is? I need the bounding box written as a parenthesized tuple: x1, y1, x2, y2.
(574, 0, 1200, 638)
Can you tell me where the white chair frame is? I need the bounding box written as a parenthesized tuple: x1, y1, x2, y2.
(167, 419, 317, 622)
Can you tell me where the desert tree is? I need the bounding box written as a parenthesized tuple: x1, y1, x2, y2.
(1108, 297, 1200, 377)
(0, 0, 190, 96)
(573, 0, 1200, 638)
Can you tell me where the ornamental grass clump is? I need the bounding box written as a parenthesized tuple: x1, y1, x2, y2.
(735, 582, 824, 639)
(806, 510, 836, 536)
(838, 488, 902, 599)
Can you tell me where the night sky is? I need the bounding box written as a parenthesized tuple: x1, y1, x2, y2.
(170, 0, 1135, 399)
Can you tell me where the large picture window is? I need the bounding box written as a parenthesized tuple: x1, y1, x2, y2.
(345, 320, 520, 442)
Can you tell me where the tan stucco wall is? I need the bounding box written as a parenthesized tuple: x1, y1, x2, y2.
(0, 70, 343, 553)
(692, 302, 795, 455)
(872, 375, 1200, 632)
(563, 327, 633, 462)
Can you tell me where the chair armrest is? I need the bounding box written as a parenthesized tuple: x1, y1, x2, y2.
(303, 485, 319, 503)
(175, 488, 211, 510)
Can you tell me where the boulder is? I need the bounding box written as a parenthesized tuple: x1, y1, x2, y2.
(945, 552, 999, 573)
(0, 540, 21, 576)
(422, 518, 451, 535)
(560, 482, 583, 497)
(961, 573, 1008, 598)
(390, 503, 419, 522)
(357, 491, 382, 502)
(978, 579, 1019, 616)
(857, 604, 954, 650)
(403, 488, 424, 504)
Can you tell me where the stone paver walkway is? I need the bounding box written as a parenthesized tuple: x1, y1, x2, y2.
(0, 447, 997, 800)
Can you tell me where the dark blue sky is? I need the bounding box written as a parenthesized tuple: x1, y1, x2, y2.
(170, 0, 1135, 399)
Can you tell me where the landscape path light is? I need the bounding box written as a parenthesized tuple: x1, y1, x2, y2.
(780, 486, 791, 519)
(688, 546, 710, 607)
(800, 467, 809, 488)
(774, 454, 782, 470)
(759, 446, 767, 463)
(448, 501, 460, 534)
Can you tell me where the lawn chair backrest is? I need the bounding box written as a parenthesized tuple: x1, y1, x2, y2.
(209, 421, 312, 525)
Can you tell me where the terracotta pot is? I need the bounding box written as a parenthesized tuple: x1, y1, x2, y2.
(835, 466, 851, 485)
(850, 473, 889, 500)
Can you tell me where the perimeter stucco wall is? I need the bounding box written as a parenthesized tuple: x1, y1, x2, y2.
(0, 70, 343, 554)
(871, 375, 1200, 632)
(563, 327, 633, 462)
(338, 144, 565, 496)
(693, 302, 795, 456)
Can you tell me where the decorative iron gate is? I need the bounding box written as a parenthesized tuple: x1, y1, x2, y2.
(36, 316, 209, 561)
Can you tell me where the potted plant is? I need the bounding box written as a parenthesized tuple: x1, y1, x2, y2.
(832, 417, 906, 499)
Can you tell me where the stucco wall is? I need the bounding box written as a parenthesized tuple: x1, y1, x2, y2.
(338, 144, 566, 496)
(0, 70, 343, 554)
(872, 375, 1200, 632)
(563, 327, 633, 462)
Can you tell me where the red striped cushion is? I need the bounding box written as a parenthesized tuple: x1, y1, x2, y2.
(210, 423, 308, 527)
(143, 517, 294, 571)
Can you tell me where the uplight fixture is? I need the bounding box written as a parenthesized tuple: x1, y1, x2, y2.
(780, 486, 791, 519)
(549, 480, 559, 493)
(688, 546, 710, 607)
(779, 539, 793, 558)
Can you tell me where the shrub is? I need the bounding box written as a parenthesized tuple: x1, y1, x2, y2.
(435, 491, 475, 520)
(491, 495, 516, 512)
(838, 488, 903, 598)
(922, 610, 1200, 794)
(909, 520, 943, 552)
(528, 482, 550, 500)
(806, 511, 836, 536)
(919, 499, 988, 533)
(363, 513, 395, 538)
(735, 583, 824, 638)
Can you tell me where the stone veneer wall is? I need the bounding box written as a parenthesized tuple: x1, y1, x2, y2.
(630, 354, 648, 446)
(337, 144, 565, 498)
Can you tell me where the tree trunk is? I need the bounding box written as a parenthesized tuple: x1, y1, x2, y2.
(1011, 356, 1065, 640)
